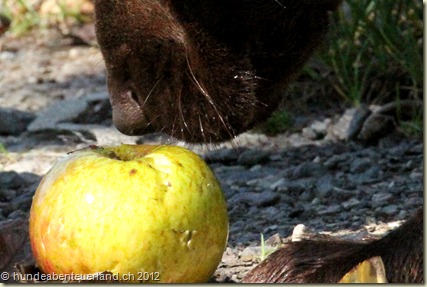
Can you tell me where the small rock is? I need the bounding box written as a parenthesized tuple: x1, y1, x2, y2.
(204, 147, 242, 163)
(0, 171, 23, 189)
(214, 165, 246, 174)
(288, 208, 305, 218)
(18, 173, 42, 187)
(349, 166, 381, 184)
(302, 119, 330, 140)
(270, 178, 286, 190)
(261, 206, 280, 218)
(327, 108, 357, 140)
(7, 209, 27, 220)
(249, 165, 263, 172)
(342, 198, 360, 209)
(316, 175, 334, 198)
(263, 225, 278, 234)
(372, 192, 393, 206)
(349, 158, 371, 173)
(324, 154, 350, 168)
(302, 127, 317, 140)
(311, 197, 321, 205)
(292, 162, 325, 179)
(347, 104, 372, 140)
(233, 191, 280, 207)
(0, 108, 36, 136)
(11, 193, 34, 211)
(286, 178, 316, 195)
(358, 113, 395, 143)
(28, 98, 88, 132)
(265, 233, 283, 246)
(71, 92, 112, 125)
(237, 149, 270, 166)
(299, 190, 314, 201)
(0, 189, 15, 200)
(317, 204, 342, 215)
(381, 205, 399, 216)
(405, 196, 423, 208)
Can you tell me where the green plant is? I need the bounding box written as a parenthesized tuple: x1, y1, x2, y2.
(0, 143, 8, 154)
(261, 109, 293, 136)
(315, 0, 422, 106)
(2, 0, 42, 35)
(260, 233, 279, 262)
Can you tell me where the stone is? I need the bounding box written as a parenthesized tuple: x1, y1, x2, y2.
(342, 198, 361, 209)
(233, 191, 280, 207)
(292, 162, 325, 179)
(0, 108, 35, 136)
(381, 205, 399, 216)
(349, 157, 371, 173)
(237, 149, 271, 166)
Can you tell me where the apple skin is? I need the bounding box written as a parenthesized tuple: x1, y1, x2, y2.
(29, 144, 229, 283)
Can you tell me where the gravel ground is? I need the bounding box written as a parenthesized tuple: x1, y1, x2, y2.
(0, 29, 423, 283)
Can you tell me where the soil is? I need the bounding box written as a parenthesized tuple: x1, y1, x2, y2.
(0, 28, 423, 283)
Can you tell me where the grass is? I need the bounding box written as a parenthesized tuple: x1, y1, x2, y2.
(259, 233, 280, 262)
(317, 0, 423, 106)
(1, 0, 41, 35)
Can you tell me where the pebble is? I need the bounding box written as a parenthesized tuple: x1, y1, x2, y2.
(233, 191, 280, 207)
(28, 93, 111, 132)
(342, 198, 361, 209)
(204, 147, 242, 163)
(349, 157, 371, 173)
(292, 162, 325, 178)
(237, 149, 270, 166)
(0, 189, 15, 200)
(0, 171, 23, 189)
(317, 204, 342, 215)
(0, 108, 36, 136)
(371, 192, 393, 206)
(381, 205, 399, 216)
(316, 175, 334, 197)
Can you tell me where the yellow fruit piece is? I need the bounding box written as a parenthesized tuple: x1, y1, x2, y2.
(339, 256, 387, 283)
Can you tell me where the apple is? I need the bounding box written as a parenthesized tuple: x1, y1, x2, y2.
(29, 144, 229, 283)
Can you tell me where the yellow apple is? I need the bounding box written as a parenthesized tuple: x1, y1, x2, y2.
(29, 144, 229, 283)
